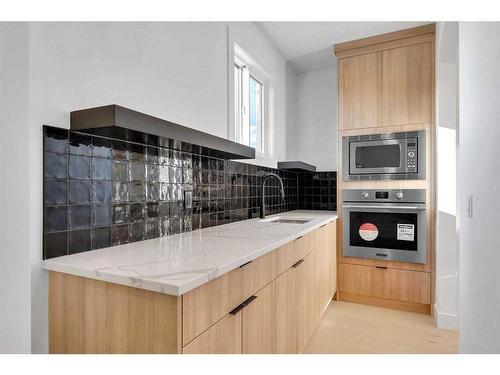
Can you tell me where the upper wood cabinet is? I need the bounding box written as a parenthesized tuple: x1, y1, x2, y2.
(338, 51, 382, 130)
(335, 24, 434, 131)
(382, 42, 432, 126)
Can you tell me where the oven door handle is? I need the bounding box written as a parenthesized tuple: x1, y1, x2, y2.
(342, 204, 426, 211)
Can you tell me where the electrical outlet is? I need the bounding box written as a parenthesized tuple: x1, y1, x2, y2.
(184, 190, 193, 210)
(467, 194, 473, 218)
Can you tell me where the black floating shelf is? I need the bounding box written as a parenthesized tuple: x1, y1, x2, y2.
(277, 161, 316, 172)
(70, 105, 255, 160)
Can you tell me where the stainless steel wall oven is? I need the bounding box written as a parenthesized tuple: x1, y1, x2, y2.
(342, 189, 427, 264)
(342, 130, 426, 181)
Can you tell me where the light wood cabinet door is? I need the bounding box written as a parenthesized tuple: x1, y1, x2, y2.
(276, 254, 313, 354)
(242, 281, 276, 354)
(382, 42, 431, 126)
(339, 51, 382, 130)
(338, 263, 431, 304)
(295, 255, 313, 353)
(275, 266, 297, 353)
(182, 312, 242, 354)
(315, 223, 337, 318)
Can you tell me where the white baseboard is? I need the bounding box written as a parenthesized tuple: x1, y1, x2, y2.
(434, 303, 459, 331)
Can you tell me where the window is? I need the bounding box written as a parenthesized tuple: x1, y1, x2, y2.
(233, 44, 272, 157)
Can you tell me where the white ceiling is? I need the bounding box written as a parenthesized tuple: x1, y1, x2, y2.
(257, 21, 431, 73)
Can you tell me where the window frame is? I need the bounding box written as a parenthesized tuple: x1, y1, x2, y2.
(232, 43, 273, 159)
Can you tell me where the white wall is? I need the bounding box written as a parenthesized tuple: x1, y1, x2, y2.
(294, 67, 337, 171)
(285, 64, 298, 161)
(459, 22, 500, 353)
(0, 22, 31, 353)
(26, 21, 288, 353)
(434, 22, 459, 331)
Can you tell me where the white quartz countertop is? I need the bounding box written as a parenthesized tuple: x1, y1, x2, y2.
(43, 210, 337, 296)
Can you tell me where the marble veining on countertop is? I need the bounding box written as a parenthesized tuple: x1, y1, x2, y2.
(43, 210, 337, 295)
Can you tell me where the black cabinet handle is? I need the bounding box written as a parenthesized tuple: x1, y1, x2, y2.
(239, 261, 252, 268)
(376, 266, 388, 270)
(292, 259, 305, 268)
(229, 303, 245, 315)
(229, 295, 258, 315)
(242, 295, 257, 307)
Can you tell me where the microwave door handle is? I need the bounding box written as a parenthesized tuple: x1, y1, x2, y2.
(342, 204, 426, 210)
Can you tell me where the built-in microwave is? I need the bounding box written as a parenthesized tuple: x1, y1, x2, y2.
(342, 130, 425, 180)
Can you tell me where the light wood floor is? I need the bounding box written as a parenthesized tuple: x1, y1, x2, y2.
(303, 301, 458, 354)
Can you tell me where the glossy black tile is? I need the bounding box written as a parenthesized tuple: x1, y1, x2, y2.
(111, 224, 129, 245)
(44, 126, 68, 154)
(146, 163, 159, 182)
(130, 144, 145, 161)
(146, 203, 159, 219)
(45, 206, 68, 232)
(44, 152, 67, 179)
(69, 180, 91, 204)
(93, 158, 112, 180)
(92, 226, 112, 249)
(112, 140, 129, 160)
(112, 182, 129, 202)
(112, 160, 129, 181)
(130, 221, 145, 242)
(69, 229, 91, 254)
(69, 205, 91, 229)
(93, 181, 112, 203)
(69, 133, 92, 156)
(45, 231, 68, 258)
(129, 182, 146, 202)
(92, 137, 112, 159)
(69, 155, 91, 180)
(130, 203, 144, 222)
(145, 219, 160, 239)
(130, 162, 146, 182)
(92, 204, 112, 227)
(146, 183, 159, 202)
(112, 204, 129, 224)
(45, 180, 67, 205)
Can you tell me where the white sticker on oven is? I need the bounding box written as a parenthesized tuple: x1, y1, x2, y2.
(397, 224, 415, 241)
(359, 223, 378, 241)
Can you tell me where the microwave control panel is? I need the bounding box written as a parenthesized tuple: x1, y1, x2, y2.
(406, 138, 418, 171)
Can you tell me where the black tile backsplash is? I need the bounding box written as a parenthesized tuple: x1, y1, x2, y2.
(43, 125, 337, 259)
(298, 171, 337, 211)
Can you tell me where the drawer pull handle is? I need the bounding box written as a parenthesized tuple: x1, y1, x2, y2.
(292, 259, 305, 268)
(229, 295, 258, 315)
(296, 236, 303, 240)
(242, 295, 257, 307)
(376, 266, 388, 270)
(229, 303, 245, 315)
(239, 261, 252, 268)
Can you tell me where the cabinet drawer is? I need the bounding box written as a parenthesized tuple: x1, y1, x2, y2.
(182, 251, 275, 346)
(182, 312, 241, 354)
(338, 263, 430, 304)
(275, 232, 314, 276)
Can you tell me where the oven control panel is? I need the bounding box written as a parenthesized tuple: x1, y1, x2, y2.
(348, 189, 425, 204)
(406, 139, 418, 171)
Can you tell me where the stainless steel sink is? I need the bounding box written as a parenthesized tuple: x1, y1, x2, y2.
(260, 217, 312, 224)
